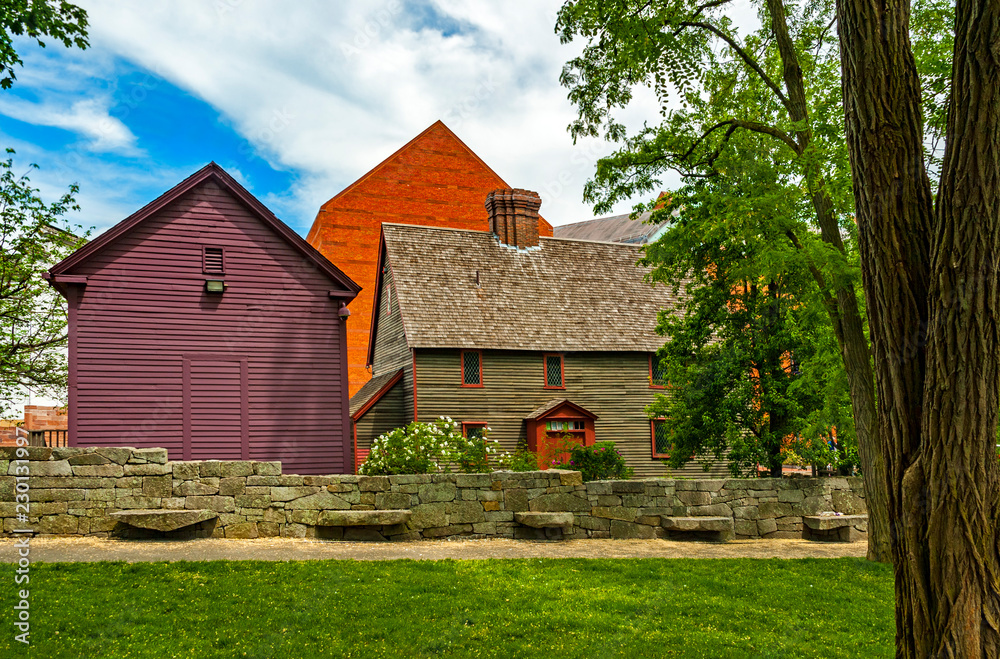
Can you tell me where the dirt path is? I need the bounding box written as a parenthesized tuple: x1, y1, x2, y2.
(0, 537, 867, 563)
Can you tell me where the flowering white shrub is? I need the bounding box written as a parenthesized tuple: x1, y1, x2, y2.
(358, 417, 510, 475)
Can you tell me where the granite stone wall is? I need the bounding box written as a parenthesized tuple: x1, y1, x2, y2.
(2, 446, 867, 540)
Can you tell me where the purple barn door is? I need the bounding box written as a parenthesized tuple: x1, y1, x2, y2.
(182, 357, 249, 461)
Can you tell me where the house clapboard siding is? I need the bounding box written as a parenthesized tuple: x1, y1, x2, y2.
(352, 381, 408, 450)
(411, 349, 726, 478)
(52, 165, 359, 475)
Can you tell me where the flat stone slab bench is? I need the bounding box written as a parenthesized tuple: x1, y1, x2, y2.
(110, 509, 218, 532)
(803, 514, 868, 530)
(803, 514, 868, 542)
(661, 516, 734, 541)
(514, 512, 574, 528)
(316, 510, 411, 527)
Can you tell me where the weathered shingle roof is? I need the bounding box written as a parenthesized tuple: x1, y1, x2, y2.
(525, 399, 599, 420)
(553, 211, 665, 244)
(349, 369, 403, 418)
(381, 224, 680, 352)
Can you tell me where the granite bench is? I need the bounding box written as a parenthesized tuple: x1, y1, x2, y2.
(803, 514, 868, 542)
(514, 512, 575, 528)
(110, 509, 218, 533)
(316, 510, 411, 527)
(661, 516, 734, 541)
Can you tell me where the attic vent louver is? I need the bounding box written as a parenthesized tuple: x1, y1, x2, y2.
(203, 247, 225, 274)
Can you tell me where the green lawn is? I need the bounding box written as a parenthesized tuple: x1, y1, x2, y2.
(2, 558, 893, 658)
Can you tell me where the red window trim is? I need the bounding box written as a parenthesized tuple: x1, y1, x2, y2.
(460, 350, 484, 388)
(202, 246, 226, 274)
(462, 421, 489, 438)
(543, 353, 565, 389)
(650, 418, 671, 459)
(648, 354, 666, 389)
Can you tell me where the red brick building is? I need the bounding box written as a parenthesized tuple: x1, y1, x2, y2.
(0, 406, 68, 447)
(306, 121, 553, 396)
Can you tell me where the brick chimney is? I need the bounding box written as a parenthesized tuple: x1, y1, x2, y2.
(485, 188, 542, 249)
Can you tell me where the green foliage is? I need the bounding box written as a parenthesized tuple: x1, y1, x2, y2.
(557, 1, 879, 477)
(0, 150, 88, 415)
(644, 215, 836, 476)
(496, 448, 540, 472)
(553, 441, 634, 481)
(358, 417, 507, 475)
(556, 1, 952, 480)
(0, 0, 89, 89)
(6, 558, 895, 657)
(911, 0, 956, 174)
(783, 436, 859, 475)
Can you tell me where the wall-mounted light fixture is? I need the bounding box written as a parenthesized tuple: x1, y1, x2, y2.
(338, 302, 351, 321)
(205, 279, 227, 294)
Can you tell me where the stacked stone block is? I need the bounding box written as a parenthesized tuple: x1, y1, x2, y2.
(2, 447, 866, 540)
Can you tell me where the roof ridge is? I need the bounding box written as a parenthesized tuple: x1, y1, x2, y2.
(49, 163, 360, 294)
(384, 222, 642, 248)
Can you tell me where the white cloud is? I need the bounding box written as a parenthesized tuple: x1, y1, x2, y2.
(1, 0, 724, 231)
(0, 96, 139, 154)
(70, 0, 667, 227)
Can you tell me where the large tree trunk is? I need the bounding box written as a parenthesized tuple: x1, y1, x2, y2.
(808, 184, 890, 563)
(837, 0, 1000, 654)
(834, 289, 890, 562)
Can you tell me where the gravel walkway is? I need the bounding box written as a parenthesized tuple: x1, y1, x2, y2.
(1, 537, 867, 563)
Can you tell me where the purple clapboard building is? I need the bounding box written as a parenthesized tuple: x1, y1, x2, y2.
(45, 163, 360, 474)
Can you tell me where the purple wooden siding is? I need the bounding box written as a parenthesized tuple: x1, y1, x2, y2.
(65, 179, 350, 474)
(184, 358, 247, 461)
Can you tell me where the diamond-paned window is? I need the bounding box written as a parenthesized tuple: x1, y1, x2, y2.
(652, 420, 671, 457)
(463, 423, 487, 439)
(651, 355, 668, 387)
(545, 355, 563, 388)
(462, 351, 481, 386)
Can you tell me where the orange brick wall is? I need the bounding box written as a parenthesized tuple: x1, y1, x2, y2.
(0, 422, 17, 447)
(23, 405, 68, 432)
(0, 406, 67, 446)
(307, 120, 553, 396)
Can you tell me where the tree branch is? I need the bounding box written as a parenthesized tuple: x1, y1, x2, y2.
(680, 119, 802, 171)
(677, 20, 790, 109)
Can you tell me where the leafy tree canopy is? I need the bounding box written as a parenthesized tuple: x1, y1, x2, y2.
(0, 151, 88, 415)
(644, 130, 852, 476)
(0, 0, 88, 89)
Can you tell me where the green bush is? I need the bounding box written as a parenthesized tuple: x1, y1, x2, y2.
(496, 449, 540, 472)
(554, 441, 633, 481)
(358, 417, 506, 475)
(783, 435, 860, 476)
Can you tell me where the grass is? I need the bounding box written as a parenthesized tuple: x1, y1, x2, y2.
(2, 558, 893, 658)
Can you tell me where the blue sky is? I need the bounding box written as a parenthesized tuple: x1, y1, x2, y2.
(0, 0, 681, 238)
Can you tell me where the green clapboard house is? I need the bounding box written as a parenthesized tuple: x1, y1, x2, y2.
(349, 188, 728, 478)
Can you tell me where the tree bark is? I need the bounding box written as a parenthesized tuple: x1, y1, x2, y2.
(832, 285, 889, 563)
(765, 0, 891, 562)
(837, 0, 1000, 654)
